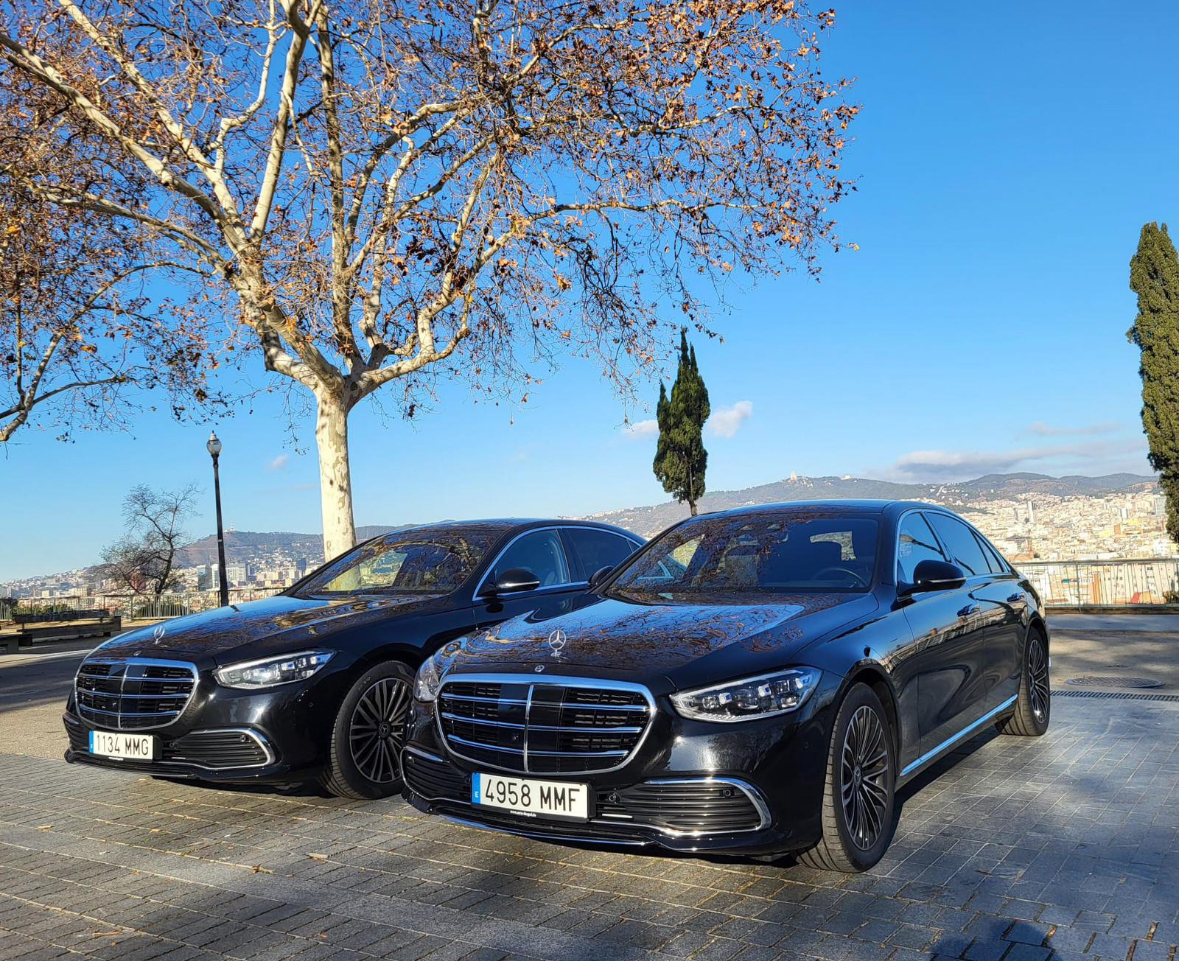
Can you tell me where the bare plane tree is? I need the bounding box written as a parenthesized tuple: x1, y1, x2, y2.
(0, 0, 858, 559)
(1, 77, 219, 445)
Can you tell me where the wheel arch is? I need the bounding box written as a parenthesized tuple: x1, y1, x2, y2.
(839, 663, 902, 758)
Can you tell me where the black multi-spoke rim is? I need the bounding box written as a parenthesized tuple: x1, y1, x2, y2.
(349, 677, 411, 784)
(840, 705, 890, 850)
(1028, 636, 1051, 721)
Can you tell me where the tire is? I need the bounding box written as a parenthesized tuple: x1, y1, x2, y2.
(798, 683, 897, 873)
(997, 627, 1050, 737)
(320, 660, 415, 799)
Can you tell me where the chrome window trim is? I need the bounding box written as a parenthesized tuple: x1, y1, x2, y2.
(75, 657, 199, 731)
(900, 694, 1018, 778)
(436, 672, 656, 775)
(167, 728, 276, 770)
(473, 525, 618, 600)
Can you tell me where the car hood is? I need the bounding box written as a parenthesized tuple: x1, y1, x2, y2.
(441, 592, 879, 689)
(91, 592, 447, 664)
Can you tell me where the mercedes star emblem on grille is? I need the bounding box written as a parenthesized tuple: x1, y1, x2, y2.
(152, 625, 167, 644)
(547, 629, 568, 657)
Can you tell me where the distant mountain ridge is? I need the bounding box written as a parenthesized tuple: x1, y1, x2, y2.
(586, 471, 1159, 538)
(180, 471, 1161, 557)
(4, 471, 1158, 584)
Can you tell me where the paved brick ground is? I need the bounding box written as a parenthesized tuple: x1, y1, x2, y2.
(1, 697, 1178, 961)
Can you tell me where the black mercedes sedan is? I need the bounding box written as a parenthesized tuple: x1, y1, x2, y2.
(402, 501, 1050, 872)
(62, 519, 643, 798)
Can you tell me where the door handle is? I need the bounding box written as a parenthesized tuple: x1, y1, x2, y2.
(957, 604, 980, 618)
(1007, 593, 1026, 604)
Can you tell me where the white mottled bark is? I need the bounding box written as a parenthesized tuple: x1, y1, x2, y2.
(314, 392, 356, 562)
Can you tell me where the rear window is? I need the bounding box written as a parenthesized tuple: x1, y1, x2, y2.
(926, 514, 989, 577)
(611, 512, 878, 597)
(563, 528, 637, 579)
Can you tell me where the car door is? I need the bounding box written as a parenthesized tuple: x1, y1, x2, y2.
(973, 530, 1026, 709)
(472, 528, 584, 631)
(899, 511, 995, 759)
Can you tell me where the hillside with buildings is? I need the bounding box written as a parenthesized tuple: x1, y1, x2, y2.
(3, 472, 1171, 600)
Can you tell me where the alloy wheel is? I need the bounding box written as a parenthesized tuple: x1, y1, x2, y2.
(1028, 635, 1051, 722)
(840, 705, 890, 850)
(349, 676, 411, 783)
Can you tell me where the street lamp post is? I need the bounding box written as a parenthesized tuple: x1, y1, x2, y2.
(206, 432, 230, 608)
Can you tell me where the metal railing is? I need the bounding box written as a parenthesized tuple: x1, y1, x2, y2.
(0, 587, 282, 623)
(1014, 558, 1179, 609)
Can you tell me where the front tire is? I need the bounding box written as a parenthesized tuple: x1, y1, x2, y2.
(320, 660, 414, 799)
(799, 683, 897, 873)
(997, 628, 1050, 737)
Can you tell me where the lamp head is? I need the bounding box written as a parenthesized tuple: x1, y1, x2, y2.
(206, 431, 223, 457)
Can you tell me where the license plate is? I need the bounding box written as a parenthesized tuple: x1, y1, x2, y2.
(89, 730, 157, 761)
(472, 772, 590, 821)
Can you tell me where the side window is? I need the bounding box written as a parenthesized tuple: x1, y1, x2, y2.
(897, 513, 947, 583)
(489, 530, 571, 590)
(976, 533, 1009, 574)
(926, 514, 989, 577)
(563, 529, 637, 579)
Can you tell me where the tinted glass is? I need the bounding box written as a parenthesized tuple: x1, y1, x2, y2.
(896, 513, 947, 583)
(299, 530, 495, 595)
(564, 528, 636, 579)
(927, 514, 989, 577)
(491, 530, 570, 589)
(611, 513, 878, 597)
(976, 534, 1008, 573)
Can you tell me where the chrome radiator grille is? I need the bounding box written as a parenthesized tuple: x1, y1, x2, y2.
(437, 676, 653, 774)
(75, 658, 198, 731)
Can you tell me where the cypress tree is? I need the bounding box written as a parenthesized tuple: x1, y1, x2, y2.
(1128, 222, 1179, 541)
(653, 330, 711, 515)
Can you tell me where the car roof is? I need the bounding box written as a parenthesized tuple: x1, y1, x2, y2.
(379, 518, 642, 539)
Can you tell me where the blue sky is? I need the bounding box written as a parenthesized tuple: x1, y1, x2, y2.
(3, 0, 1177, 581)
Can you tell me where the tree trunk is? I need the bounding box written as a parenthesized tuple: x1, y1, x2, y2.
(314, 392, 357, 562)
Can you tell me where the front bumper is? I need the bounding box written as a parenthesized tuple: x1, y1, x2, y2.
(402, 672, 840, 856)
(61, 660, 349, 783)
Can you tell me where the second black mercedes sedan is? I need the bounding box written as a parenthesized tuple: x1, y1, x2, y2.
(62, 519, 643, 798)
(403, 501, 1051, 872)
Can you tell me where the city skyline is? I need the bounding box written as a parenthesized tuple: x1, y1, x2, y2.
(3, 469, 1169, 594)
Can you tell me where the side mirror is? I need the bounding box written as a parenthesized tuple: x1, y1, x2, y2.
(483, 567, 541, 597)
(588, 565, 614, 591)
(902, 559, 966, 596)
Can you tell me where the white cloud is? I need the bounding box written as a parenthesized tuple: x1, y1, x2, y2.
(707, 400, 753, 439)
(622, 419, 659, 440)
(1027, 421, 1122, 437)
(891, 439, 1145, 480)
(268, 454, 290, 471)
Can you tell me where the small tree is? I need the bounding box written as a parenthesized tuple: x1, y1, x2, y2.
(653, 330, 711, 515)
(101, 484, 199, 597)
(0, 0, 858, 560)
(1129, 223, 1179, 541)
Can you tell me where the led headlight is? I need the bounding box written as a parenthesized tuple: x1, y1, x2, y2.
(671, 667, 821, 722)
(214, 650, 334, 689)
(414, 654, 442, 703)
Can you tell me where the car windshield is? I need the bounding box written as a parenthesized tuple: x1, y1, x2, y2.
(609, 512, 879, 599)
(295, 529, 498, 596)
